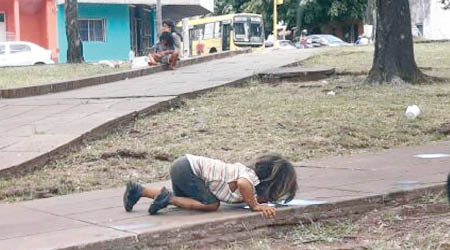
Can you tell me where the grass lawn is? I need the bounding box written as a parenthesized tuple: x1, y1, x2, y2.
(217, 192, 450, 250)
(1, 42, 450, 202)
(0, 63, 130, 89)
(302, 43, 450, 78)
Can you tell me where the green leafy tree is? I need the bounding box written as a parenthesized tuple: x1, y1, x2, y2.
(301, 0, 368, 28)
(441, 0, 450, 9)
(215, 0, 368, 35)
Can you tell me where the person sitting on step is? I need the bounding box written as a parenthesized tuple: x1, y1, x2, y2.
(147, 32, 179, 70)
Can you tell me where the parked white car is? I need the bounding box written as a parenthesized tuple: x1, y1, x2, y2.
(306, 35, 351, 47)
(0, 41, 54, 67)
(274, 40, 297, 49)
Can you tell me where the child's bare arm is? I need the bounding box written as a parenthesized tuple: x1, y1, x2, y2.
(237, 178, 276, 218)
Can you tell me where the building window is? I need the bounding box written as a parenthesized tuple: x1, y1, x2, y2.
(79, 19, 106, 42)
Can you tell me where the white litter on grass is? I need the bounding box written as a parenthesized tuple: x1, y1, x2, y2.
(243, 199, 326, 209)
(405, 105, 421, 120)
(414, 153, 450, 159)
(327, 91, 336, 96)
(98, 60, 124, 68)
(132, 56, 149, 69)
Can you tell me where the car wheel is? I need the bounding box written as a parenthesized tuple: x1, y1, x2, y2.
(34, 62, 45, 65)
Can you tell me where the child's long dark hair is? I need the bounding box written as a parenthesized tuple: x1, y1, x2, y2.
(159, 31, 175, 50)
(250, 154, 298, 203)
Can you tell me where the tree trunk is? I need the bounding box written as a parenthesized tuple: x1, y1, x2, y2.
(295, 3, 305, 38)
(367, 0, 426, 84)
(65, 0, 83, 63)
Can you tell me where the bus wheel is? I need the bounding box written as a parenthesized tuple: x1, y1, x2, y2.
(209, 48, 217, 54)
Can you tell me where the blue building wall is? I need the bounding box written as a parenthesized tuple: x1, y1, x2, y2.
(150, 10, 157, 45)
(57, 4, 130, 63)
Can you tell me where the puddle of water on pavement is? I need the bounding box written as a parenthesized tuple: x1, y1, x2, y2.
(397, 181, 420, 190)
(242, 199, 327, 209)
(414, 153, 450, 159)
(111, 223, 157, 231)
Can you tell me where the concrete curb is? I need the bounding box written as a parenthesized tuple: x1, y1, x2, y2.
(0, 49, 251, 99)
(259, 66, 335, 83)
(415, 39, 450, 44)
(59, 184, 447, 250)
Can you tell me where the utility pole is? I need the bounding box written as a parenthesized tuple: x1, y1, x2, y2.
(182, 18, 190, 58)
(273, 0, 283, 46)
(155, 0, 162, 41)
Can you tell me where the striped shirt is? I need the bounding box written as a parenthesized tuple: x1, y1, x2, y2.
(186, 154, 260, 203)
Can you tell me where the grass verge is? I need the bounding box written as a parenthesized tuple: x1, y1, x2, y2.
(0, 63, 130, 89)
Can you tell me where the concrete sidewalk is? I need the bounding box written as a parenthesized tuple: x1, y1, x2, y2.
(1, 142, 449, 249)
(0, 49, 314, 175)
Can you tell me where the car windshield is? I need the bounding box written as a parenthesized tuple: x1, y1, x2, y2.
(322, 35, 344, 43)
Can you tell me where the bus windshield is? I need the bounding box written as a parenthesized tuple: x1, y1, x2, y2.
(233, 16, 264, 45)
(249, 23, 263, 42)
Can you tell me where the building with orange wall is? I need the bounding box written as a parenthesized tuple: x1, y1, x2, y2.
(0, 0, 58, 61)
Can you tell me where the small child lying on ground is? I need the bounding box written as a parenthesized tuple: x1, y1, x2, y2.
(124, 154, 298, 218)
(147, 32, 179, 70)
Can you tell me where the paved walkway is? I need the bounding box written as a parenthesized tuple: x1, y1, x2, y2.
(0, 49, 314, 175)
(0, 142, 449, 249)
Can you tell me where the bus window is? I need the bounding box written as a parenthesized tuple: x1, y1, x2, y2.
(249, 23, 263, 42)
(234, 23, 245, 35)
(214, 22, 221, 38)
(191, 25, 204, 40)
(234, 22, 246, 40)
(204, 23, 214, 39)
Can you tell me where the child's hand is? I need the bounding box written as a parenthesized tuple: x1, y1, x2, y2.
(253, 204, 276, 218)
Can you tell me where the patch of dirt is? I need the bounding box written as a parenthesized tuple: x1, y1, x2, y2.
(152, 152, 175, 162)
(100, 149, 148, 160)
(429, 121, 450, 135)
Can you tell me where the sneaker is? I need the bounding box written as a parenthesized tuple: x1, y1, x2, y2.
(149, 187, 172, 215)
(123, 181, 143, 212)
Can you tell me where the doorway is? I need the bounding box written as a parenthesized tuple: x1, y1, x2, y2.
(0, 12, 6, 42)
(222, 23, 230, 51)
